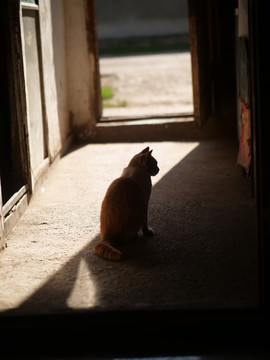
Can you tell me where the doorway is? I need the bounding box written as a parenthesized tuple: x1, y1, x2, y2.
(95, 0, 194, 120)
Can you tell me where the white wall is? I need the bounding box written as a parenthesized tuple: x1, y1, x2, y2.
(64, 0, 97, 139)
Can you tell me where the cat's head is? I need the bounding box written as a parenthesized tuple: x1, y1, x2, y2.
(129, 147, 159, 176)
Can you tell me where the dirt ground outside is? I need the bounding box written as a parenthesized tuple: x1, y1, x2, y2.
(99, 51, 194, 117)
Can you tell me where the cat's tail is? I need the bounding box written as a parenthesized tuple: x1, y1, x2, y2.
(94, 240, 123, 261)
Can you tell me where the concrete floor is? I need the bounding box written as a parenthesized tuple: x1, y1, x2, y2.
(0, 138, 259, 313)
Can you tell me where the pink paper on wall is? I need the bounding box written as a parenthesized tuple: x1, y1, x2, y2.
(237, 102, 251, 172)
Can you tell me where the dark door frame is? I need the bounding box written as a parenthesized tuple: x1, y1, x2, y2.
(0, 0, 32, 242)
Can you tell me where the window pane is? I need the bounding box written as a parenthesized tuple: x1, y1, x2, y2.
(21, 0, 39, 4)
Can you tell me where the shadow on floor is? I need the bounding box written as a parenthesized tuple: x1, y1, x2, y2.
(11, 139, 259, 313)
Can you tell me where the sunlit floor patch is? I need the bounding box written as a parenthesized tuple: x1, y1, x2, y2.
(151, 142, 200, 186)
(66, 258, 96, 308)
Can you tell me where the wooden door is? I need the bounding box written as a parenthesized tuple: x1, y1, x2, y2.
(21, 1, 47, 174)
(188, 0, 212, 127)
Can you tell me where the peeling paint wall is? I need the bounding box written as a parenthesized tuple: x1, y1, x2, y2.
(64, 0, 97, 139)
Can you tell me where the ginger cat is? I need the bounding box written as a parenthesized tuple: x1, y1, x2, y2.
(94, 147, 159, 261)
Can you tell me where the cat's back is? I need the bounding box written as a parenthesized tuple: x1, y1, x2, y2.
(100, 176, 144, 237)
(102, 175, 142, 207)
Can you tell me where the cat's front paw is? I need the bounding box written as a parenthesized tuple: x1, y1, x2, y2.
(142, 227, 154, 236)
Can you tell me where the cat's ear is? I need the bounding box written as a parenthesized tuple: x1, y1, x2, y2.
(141, 147, 150, 154)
